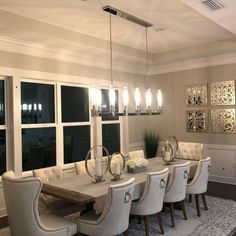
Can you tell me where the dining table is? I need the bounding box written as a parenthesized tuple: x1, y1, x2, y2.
(42, 157, 198, 213)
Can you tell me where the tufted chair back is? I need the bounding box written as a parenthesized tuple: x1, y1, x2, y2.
(2, 171, 71, 236)
(177, 142, 203, 160)
(79, 178, 135, 236)
(187, 157, 211, 194)
(164, 162, 190, 203)
(131, 168, 168, 216)
(129, 150, 145, 159)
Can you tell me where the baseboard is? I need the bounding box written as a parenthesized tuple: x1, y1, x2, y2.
(209, 175, 236, 185)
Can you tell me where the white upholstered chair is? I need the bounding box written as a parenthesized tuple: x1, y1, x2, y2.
(33, 166, 79, 216)
(129, 150, 145, 159)
(177, 142, 203, 161)
(164, 162, 190, 228)
(2, 171, 77, 236)
(78, 178, 136, 236)
(187, 157, 211, 217)
(130, 168, 168, 235)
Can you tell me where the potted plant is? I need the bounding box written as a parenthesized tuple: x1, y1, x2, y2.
(144, 130, 159, 158)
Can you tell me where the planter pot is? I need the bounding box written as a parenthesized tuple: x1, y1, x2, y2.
(127, 166, 147, 173)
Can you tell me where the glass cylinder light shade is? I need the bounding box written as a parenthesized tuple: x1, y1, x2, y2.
(135, 87, 141, 112)
(145, 89, 152, 112)
(157, 89, 163, 111)
(123, 86, 129, 114)
(109, 86, 116, 112)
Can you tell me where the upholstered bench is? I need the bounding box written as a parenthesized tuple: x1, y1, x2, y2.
(129, 150, 145, 159)
(176, 142, 203, 161)
(33, 166, 81, 218)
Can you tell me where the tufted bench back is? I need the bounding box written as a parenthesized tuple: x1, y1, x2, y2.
(177, 142, 203, 161)
(33, 166, 64, 183)
(128, 150, 145, 159)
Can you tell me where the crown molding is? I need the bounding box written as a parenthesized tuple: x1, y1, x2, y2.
(0, 36, 147, 75)
(150, 51, 236, 75)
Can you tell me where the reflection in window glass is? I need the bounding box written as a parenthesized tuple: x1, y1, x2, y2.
(64, 126, 90, 163)
(61, 86, 89, 123)
(0, 80, 5, 125)
(0, 130, 6, 175)
(21, 82, 55, 124)
(101, 89, 119, 121)
(102, 124, 120, 155)
(22, 128, 56, 171)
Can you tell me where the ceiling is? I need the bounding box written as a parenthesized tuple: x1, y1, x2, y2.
(0, 0, 235, 74)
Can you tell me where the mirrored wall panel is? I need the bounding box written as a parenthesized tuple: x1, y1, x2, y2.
(210, 80, 235, 106)
(211, 109, 236, 133)
(186, 83, 208, 106)
(186, 110, 208, 133)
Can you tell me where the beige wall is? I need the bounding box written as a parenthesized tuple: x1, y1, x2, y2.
(151, 63, 236, 145)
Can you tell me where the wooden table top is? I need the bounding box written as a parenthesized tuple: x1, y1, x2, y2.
(42, 158, 198, 205)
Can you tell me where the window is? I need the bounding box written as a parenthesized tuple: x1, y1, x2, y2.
(102, 124, 120, 154)
(21, 81, 56, 171)
(64, 126, 90, 163)
(22, 128, 56, 171)
(101, 89, 119, 121)
(0, 78, 6, 175)
(61, 85, 91, 164)
(0, 130, 6, 175)
(61, 86, 89, 122)
(21, 82, 55, 124)
(101, 88, 121, 155)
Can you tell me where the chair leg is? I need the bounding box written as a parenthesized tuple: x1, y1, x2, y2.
(170, 203, 175, 228)
(144, 216, 149, 236)
(123, 230, 128, 236)
(189, 194, 192, 203)
(157, 212, 164, 234)
(195, 194, 201, 217)
(181, 200, 187, 220)
(138, 215, 142, 224)
(201, 193, 208, 210)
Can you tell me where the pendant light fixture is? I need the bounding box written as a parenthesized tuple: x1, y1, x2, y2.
(145, 27, 152, 113)
(108, 9, 116, 115)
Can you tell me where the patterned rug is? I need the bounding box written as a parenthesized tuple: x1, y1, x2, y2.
(127, 196, 236, 236)
(1, 196, 235, 236)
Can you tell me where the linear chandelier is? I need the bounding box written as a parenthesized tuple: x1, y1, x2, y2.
(91, 6, 163, 117)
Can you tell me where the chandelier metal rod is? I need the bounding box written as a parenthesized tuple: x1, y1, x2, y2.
(145, 27, 149, 88)
(109, 9, 113, 86)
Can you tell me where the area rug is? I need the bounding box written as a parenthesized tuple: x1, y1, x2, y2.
(126, 196, 236, 236)
(1, 196, 235, 236)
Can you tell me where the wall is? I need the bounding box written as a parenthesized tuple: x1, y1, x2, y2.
(151, 63, 236, 185)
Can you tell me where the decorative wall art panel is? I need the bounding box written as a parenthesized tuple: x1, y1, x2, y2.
(211, 109, 236, 133)
(210, 80, 235, 106)
(186, 84, 208, 106)
(186, 110, 208, 133)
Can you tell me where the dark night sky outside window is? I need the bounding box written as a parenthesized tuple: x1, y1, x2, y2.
(102, 124, 120, 155)
(22, 128, 56, 171)
(61, 86, 89, 123)
(21, 82, 55, 124)
(0, 130, 6, 175)
(64, 126, 90, 163)
(0, 80, 5, 125)
(101, 89, 119, 121)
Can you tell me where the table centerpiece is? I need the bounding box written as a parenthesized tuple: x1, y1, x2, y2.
(127, 158, 149, 173)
